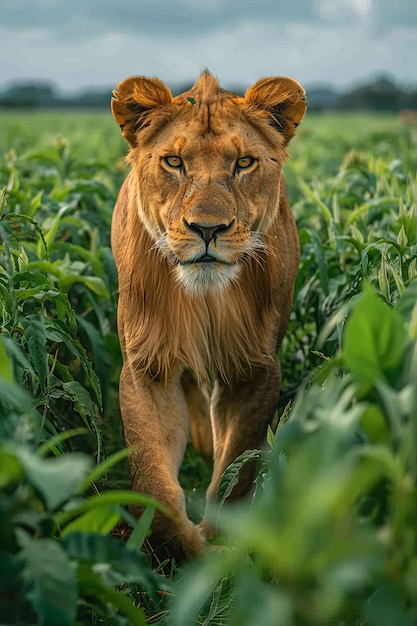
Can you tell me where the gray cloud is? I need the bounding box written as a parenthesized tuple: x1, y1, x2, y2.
(0, 0, 336, 40)
(370, 0, 417, 32)
(2, 0, 417, 40)
(0, 0, 416, 92)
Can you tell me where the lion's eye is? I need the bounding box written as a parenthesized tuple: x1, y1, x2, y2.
(163, 155, 183, 169)
(236, 156, 255, 171)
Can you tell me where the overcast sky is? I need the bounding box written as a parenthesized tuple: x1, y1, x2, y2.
(1, 0, 417, 94)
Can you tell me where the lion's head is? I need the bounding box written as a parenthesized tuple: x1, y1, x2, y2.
(112, 71, 306, 295)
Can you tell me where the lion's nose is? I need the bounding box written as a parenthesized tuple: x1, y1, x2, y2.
(184, 219, 234, 245)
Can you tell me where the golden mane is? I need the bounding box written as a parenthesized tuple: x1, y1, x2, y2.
(117, 178, 286, 384)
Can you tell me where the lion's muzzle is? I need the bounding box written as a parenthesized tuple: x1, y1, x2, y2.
(183, 218, 235, 245)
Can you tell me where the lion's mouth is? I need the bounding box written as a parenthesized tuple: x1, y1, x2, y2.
(178, 254, 233, 266)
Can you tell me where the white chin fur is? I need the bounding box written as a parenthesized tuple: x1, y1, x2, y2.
(175, 263, 240, 296)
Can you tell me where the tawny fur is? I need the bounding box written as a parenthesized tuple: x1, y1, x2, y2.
(111, 70, 306, 560)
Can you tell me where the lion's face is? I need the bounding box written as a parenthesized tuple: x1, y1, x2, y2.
(112, 72, 306, 294)
(130, 110, 284, 294)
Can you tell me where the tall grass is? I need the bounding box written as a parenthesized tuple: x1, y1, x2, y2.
(0, 111, 416, 624)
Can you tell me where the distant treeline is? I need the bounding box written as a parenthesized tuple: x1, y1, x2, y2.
(1, 74, 417, 112)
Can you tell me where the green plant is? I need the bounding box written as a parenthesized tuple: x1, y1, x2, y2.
(0, 340, 171, 625)
(170, 283, 417, 626)
(279, 130, 417, 408)
(1, 111, 416, 625)
(0, 127, 170, 624)
(0, 131, 123, 459)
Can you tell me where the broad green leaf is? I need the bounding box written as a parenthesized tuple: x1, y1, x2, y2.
(23, 259, 64, 279)
(0, 447, 23, 487)
(61, 506, 121, 538)
(64, 533, 167, 596)
(44, 318, 102, 407)
(16, 449, 92, 510)
(61, 381, 102, 456)
(76, 314, 111, 393)
(217, 449, 261, 508)
(63, 179, 112, 200)
(53, 241, 106, 277)
(360, 405, 389, 443)
(169, 560, 237, 626)
(58, 274, 109, 297)
(13, 270, 54, 288)
(16, 530, 77, 626)
(0, 383, 38, 445)
(0, 335, 13, 382)
(204, 577, 235, 626)
(53, 292, 77, 333)
(57, 490, 168, 529)
(14, 281, 77, 334)
(1, 336, 38, 391)
(21, 313, 48, 389)
(343, 286, 408, 383)
(14, 286, 59, 303)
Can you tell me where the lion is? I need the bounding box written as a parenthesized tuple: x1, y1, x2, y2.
(111, 70, 306, 560)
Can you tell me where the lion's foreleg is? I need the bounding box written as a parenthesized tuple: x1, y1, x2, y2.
(199, 362, 281, 538)
(119, 364, 205, 559)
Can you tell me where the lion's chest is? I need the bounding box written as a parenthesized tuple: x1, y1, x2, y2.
(176, 291, 275, 383)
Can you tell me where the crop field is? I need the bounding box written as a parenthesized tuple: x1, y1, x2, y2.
(0, 109, 417, 625)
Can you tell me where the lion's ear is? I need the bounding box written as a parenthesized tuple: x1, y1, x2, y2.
(111, 76, 173, 146)
(244, 77, 306, 144)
